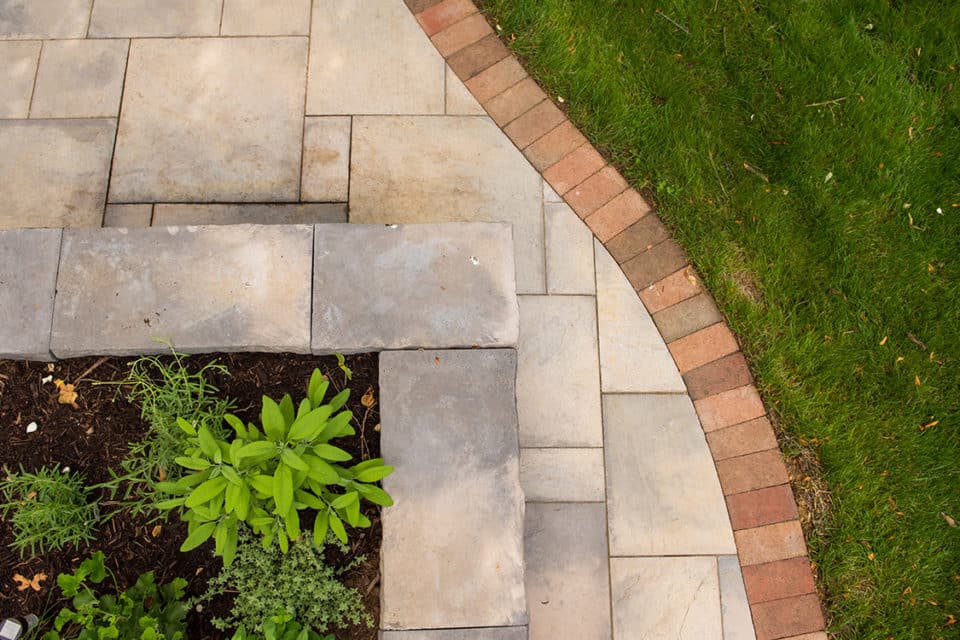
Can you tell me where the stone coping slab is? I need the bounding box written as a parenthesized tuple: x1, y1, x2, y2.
(0, 228, 61, 360)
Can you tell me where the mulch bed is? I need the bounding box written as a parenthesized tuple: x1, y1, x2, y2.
(0, 353, 380, 639)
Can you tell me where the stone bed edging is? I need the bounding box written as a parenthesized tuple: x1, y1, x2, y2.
(403, 1, 829, 638)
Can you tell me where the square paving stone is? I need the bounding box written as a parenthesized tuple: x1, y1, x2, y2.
(0, 0, 91, 39)
(525, 503, 612, 640)
(517, 295, 602, 447)
(595, 240, 685, 392)
(379, 350, 527, 630)
(312, 223, 519, 352)
(0, 119, 115, 229)
(610, 557, 722, 640)
(31, 39, 129, 118)
(545, 201, 595, 294)
(350, 116, 545, 293)
(301, 117, 351, 202)
(152, 204, 346, 226)
(50, 225, 313, 356)
(110, 38, 307, 203)
(0, 40, 39, 118)
(520, 448, 605, 502)
(307, 0, 444, 114)
(603, 394, 736, 556)
(221, 0, 311, 35)
(0, 228, 61, 360)
(88, 0, 221, 37)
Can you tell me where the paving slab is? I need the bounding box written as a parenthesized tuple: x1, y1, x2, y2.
(603, 394, 736, 556)
(312, 223, 518, 352)
(446, 65, 486, 115)
(31, 39, 129, 119)
(0, 119, 115, 229)
(307, 0, 444, 114)
(379, 349, 526, 630)
(0, 0, 91, 39)
(0, 229, 61, 360)
(380, 630, 526, 640)
(104, 205, 152, 228)
(351, 115, 544, 293)
(301, 117, 351, 202)
(595, 240, 685, 392)
(517, 295, 602, 447)
(525, 503, 612, 640)
(719, 556, 757, 640)
(545, 201, 595, 294)
(50, 225, 313, 357)
(0, 41, 39, 118)
(152, 204, 346, 226)
(520, 448, 605, 502)
(221, 0, 312, 35)
(88, 0, 221, 37)
(110, 37, 307, 203)
(610, 557, 722, 640)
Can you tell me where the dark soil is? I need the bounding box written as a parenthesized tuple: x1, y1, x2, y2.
(0, 353, 380, 639)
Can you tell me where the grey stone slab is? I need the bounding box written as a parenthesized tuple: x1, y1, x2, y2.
(50, 225, 313, 356)
(31, 39, 129, 119)
(312, 223, 519, 352)
(610, 557, 722, 640)
(110, 37, 307, 203)
(594, 240, 685, 392)
(221, 0, 311, 35)
(307, 0, 444, 114)
(0, 41, 39, 118)
(88, 0, 221, 37)
(0, 229, 61, 360)
(719, 556, 756, 640)
(525, 504, 611, 640)
(517, 295, 602, 447)
(520, 448, 604, 503)
(104, 204, 152, 228)
(350, 115, 544, 294)
(380, 630, 527, 640)
(0, 0, 91, 39)
(603, 394, 736, 556)
(545, 202, 595, 295)
(379, 350, 527, 630)
(153, 204, 346, 226)
(301, 117, 351, 202)
(0, 119, 115, 229)
(446, 65, 485, 115)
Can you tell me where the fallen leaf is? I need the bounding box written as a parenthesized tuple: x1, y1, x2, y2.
(54, 379, 79, 409)
(903, 587, 913, 595)
(361, 387, 375, 408)
(880, 336, 888, 345)
(946, 614, 956, 626)
(868, 552, 876, 560)
(373, 423, 381, 432)
(915, 375, 921, 387)
(941, 512, 957, 528)
(920, 420, 939, 432)
(151, 524, 163, 538)
(13, 572, 46, 591)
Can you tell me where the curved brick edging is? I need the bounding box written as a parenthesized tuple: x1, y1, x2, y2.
(403, 1, 828, 638)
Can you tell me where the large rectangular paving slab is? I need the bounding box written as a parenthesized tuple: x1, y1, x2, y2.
(603, 394, 736, 556)
(51, 225, 313, 356)
(525, 503, 612, 640)
(380, 630, 527, 640)
(379, 350, 527, 630)
(0, 0, 91, 39)
(350, 116, 545, 294)
(312, 223, 519, 352)
(88, 0, 221, 37)
(153, 204, 346, 226)
(0, 229, 61, 360)
(110, 38, 307, 203)
(307, 0, 444, 114)
(0, 119, 115, 229)
(0, 41, 40, 118)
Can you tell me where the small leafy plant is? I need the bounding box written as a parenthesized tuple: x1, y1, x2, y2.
(0, 464, 100, 556)
(158, 369, 393, 564)
(231, 613, 333, 640)
(45, 551, 190, 640)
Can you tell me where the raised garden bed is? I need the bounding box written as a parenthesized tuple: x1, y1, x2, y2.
(0, 352, 382, 640)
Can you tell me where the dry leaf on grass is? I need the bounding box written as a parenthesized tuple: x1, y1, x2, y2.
(941, 512, 957, 528)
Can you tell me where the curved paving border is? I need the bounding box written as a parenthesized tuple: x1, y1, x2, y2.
(404, 1, 828, 638)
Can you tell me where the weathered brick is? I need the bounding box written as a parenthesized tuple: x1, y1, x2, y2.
(752, 594, 826, 640)
(504, 99, 565, 149)
(735, 521, 807, 566)
(465, 56, 526, 102)
(621, 239, 687, 291)
(606, 216, 670, 263)
(407, 0, 443, 13)
(668, 322, 739, 373)
(638, 266, 702, 313)
(695, 384, 766, 432)
(431, 12, 492, 56)
(716, 450, 790, 495)
(742, 556, 817, 604)
(684, 351, 753, 400)
(652, 293, 723, 343)
(585, 189, 651, 242)
(523, 121, 587, 171)
(485, 77, 547, 126)
(543, 144, 606, 194)
(564, 166, 629, 218)
(417, 0, 477, 36)
(706, 416, 778, 461)
(725, 484, 798, 530)
(448, 34, 509, 80)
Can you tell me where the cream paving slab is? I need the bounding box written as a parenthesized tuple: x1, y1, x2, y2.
(31, 39, 128, 119)
(380, 629, 527, 640)
(603, 393, 736, 555)
(0, 119, 115, 229)
(110, 37, 307, 203)
(350, 115, 545, 293)
(517, 295, 602, 447)
(519, 448, 605, 503)
(0, 0, 91, 39)
(0, 40, 39, 118)
(0, 228, 61, 360)
(719, 556, 758, 640)
(446, 65, 486, 115)
(104, 204, 152, 227)
(307, 0, 444, 115)
(610, 557, 722, 640)
(88, 0, 221, 37)
(595, 239, 685, 392)
(221, 0, 312, 36)
(545, 201, 595, 295)
(301, 116, 352, 202)
(152, 204, 346, 226)
(525, 503, 612, 640)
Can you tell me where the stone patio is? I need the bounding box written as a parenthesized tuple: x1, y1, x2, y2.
(0, 1, 829, 638)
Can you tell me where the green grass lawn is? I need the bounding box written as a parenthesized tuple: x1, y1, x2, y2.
(479, 0, 960, 637)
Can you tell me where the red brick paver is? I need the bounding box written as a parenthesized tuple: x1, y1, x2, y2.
(447, 34, 509, 79)
(684, 351, 753, 400)
(417, 0, 477, 36)
(668, 323, 740, 373)
(543, 144, 606, 194)
(523, 121, 588, 171)
(716, 449, 790, 495)
(638, 266, 702, 313)
(504, 99, 566, 148)
(584, 188, 652, 242)
(431, 13, 492, 56)
(742, 556, 817, 603)
(735, 521, 807, 566)
(707, 416, 778, 461)
(752, 594, 826, 640)
(725, 483, 798, 529)
(565, 166, 629, 218)
(465, 56, 527, 102)
(695, 384, 766, 432)
(484, 77, 546, 125)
